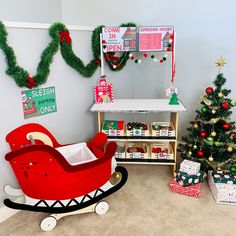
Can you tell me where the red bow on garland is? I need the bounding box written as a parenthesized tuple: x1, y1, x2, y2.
(26, 76, 36, 89)
(59, 31, 72, 45)
(95, 59, 101, 67)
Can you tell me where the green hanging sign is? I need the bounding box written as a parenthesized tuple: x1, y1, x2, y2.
(21, 86, 57, 119)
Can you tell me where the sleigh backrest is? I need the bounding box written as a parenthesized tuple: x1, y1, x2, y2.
(6, 123, 61, 151)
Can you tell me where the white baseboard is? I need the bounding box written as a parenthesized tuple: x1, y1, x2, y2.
(0, 197, 24, 223)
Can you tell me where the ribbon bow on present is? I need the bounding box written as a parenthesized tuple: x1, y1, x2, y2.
(59, 31, 72, 45)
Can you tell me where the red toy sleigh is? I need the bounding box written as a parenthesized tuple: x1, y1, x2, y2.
(4, 123, 128, 231)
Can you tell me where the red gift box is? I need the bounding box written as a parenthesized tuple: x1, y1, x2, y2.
(169, 178, 202, 198)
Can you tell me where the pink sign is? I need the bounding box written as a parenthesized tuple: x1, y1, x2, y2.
(102, 27, 137, 52)
(138, 26, 174, 51)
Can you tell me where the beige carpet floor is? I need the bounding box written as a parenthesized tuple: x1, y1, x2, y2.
(1, 165, 236, 236)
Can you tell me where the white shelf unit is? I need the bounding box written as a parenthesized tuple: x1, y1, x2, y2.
(90, 99, 186, 174)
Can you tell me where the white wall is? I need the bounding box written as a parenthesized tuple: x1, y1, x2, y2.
(0, 0, 236, 208)
(0, 0, 62, 23)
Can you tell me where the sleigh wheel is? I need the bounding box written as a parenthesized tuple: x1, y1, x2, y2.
(40, 216, 57, 231)
(95, 201, 109, 215)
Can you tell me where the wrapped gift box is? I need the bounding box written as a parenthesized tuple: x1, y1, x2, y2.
(212, 171, 236, 184)
(208, 171, 236, 205)
(169, 178, 202, 198)
(151, 122, 175, 137)
(102, 120, 125, 136)
(126, 122, 149, 136)
(180, 159, 201, 175)
(175, 169, 204, 187)
(151, 143, 174, 160)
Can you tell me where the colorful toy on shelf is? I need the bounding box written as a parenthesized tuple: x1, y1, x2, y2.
(3, 123, 128, 231)
(126, 122, 149, 136)
(94, 75, 114, 104)
(102, 120, 125, 136)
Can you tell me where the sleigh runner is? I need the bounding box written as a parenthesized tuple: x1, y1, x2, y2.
(4, 123, 128, 231)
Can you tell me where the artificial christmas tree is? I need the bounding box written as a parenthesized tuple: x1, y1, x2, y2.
(178, 57, 236, 172)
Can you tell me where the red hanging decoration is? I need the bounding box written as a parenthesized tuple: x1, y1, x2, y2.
(59, 31, 72, 45)
(199, 131, 207, 138)
(196, 150, 204, 157)
(95, 59, 101, 67)
(223, 123, 230, 130)
(221, 101, 230, 110)
(205, 87, 214, 94)
(26, 76, 36, 89)
(171, 32, 175, 83)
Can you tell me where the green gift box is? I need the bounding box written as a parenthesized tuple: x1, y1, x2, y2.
(212, 171, 236, 184)
(175, 169, 204, 187)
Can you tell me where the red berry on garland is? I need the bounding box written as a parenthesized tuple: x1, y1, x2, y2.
(102, 40, 106, 44)
(160, 59, 164, 63)
(223, 122, 230, 130)
(143, 53, 148, 58)
(200, 131, 207, 138)
(130, 56, 135, 60)
(167, 48, 171, 51)
(205, 87, 214, 94)
(221, 101, 229, 110)
(197, 150, 204, 157)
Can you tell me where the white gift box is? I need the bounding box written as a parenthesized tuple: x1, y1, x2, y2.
(180, 160, 201, 175)
(208, 171, 236, 205)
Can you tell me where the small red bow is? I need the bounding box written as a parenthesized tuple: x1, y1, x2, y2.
(95, 59, 101, 67)
(59, 31, 72, 45)
(26, 76, 36, 89)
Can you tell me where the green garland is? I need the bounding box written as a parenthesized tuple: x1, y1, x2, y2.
(0, 21, 136, 88)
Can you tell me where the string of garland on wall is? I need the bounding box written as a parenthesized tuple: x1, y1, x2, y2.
(0, 21, 136, 88)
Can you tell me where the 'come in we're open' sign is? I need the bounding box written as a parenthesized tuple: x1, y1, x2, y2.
(21, 86, 57, 119)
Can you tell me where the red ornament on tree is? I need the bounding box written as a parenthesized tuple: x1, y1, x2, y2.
(205, 87, 214, 94)
(199, 131, 207, 138)
(223, 123, 230, 130)
(221, 101, 229, 110)
(197, 150, 204, 157)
